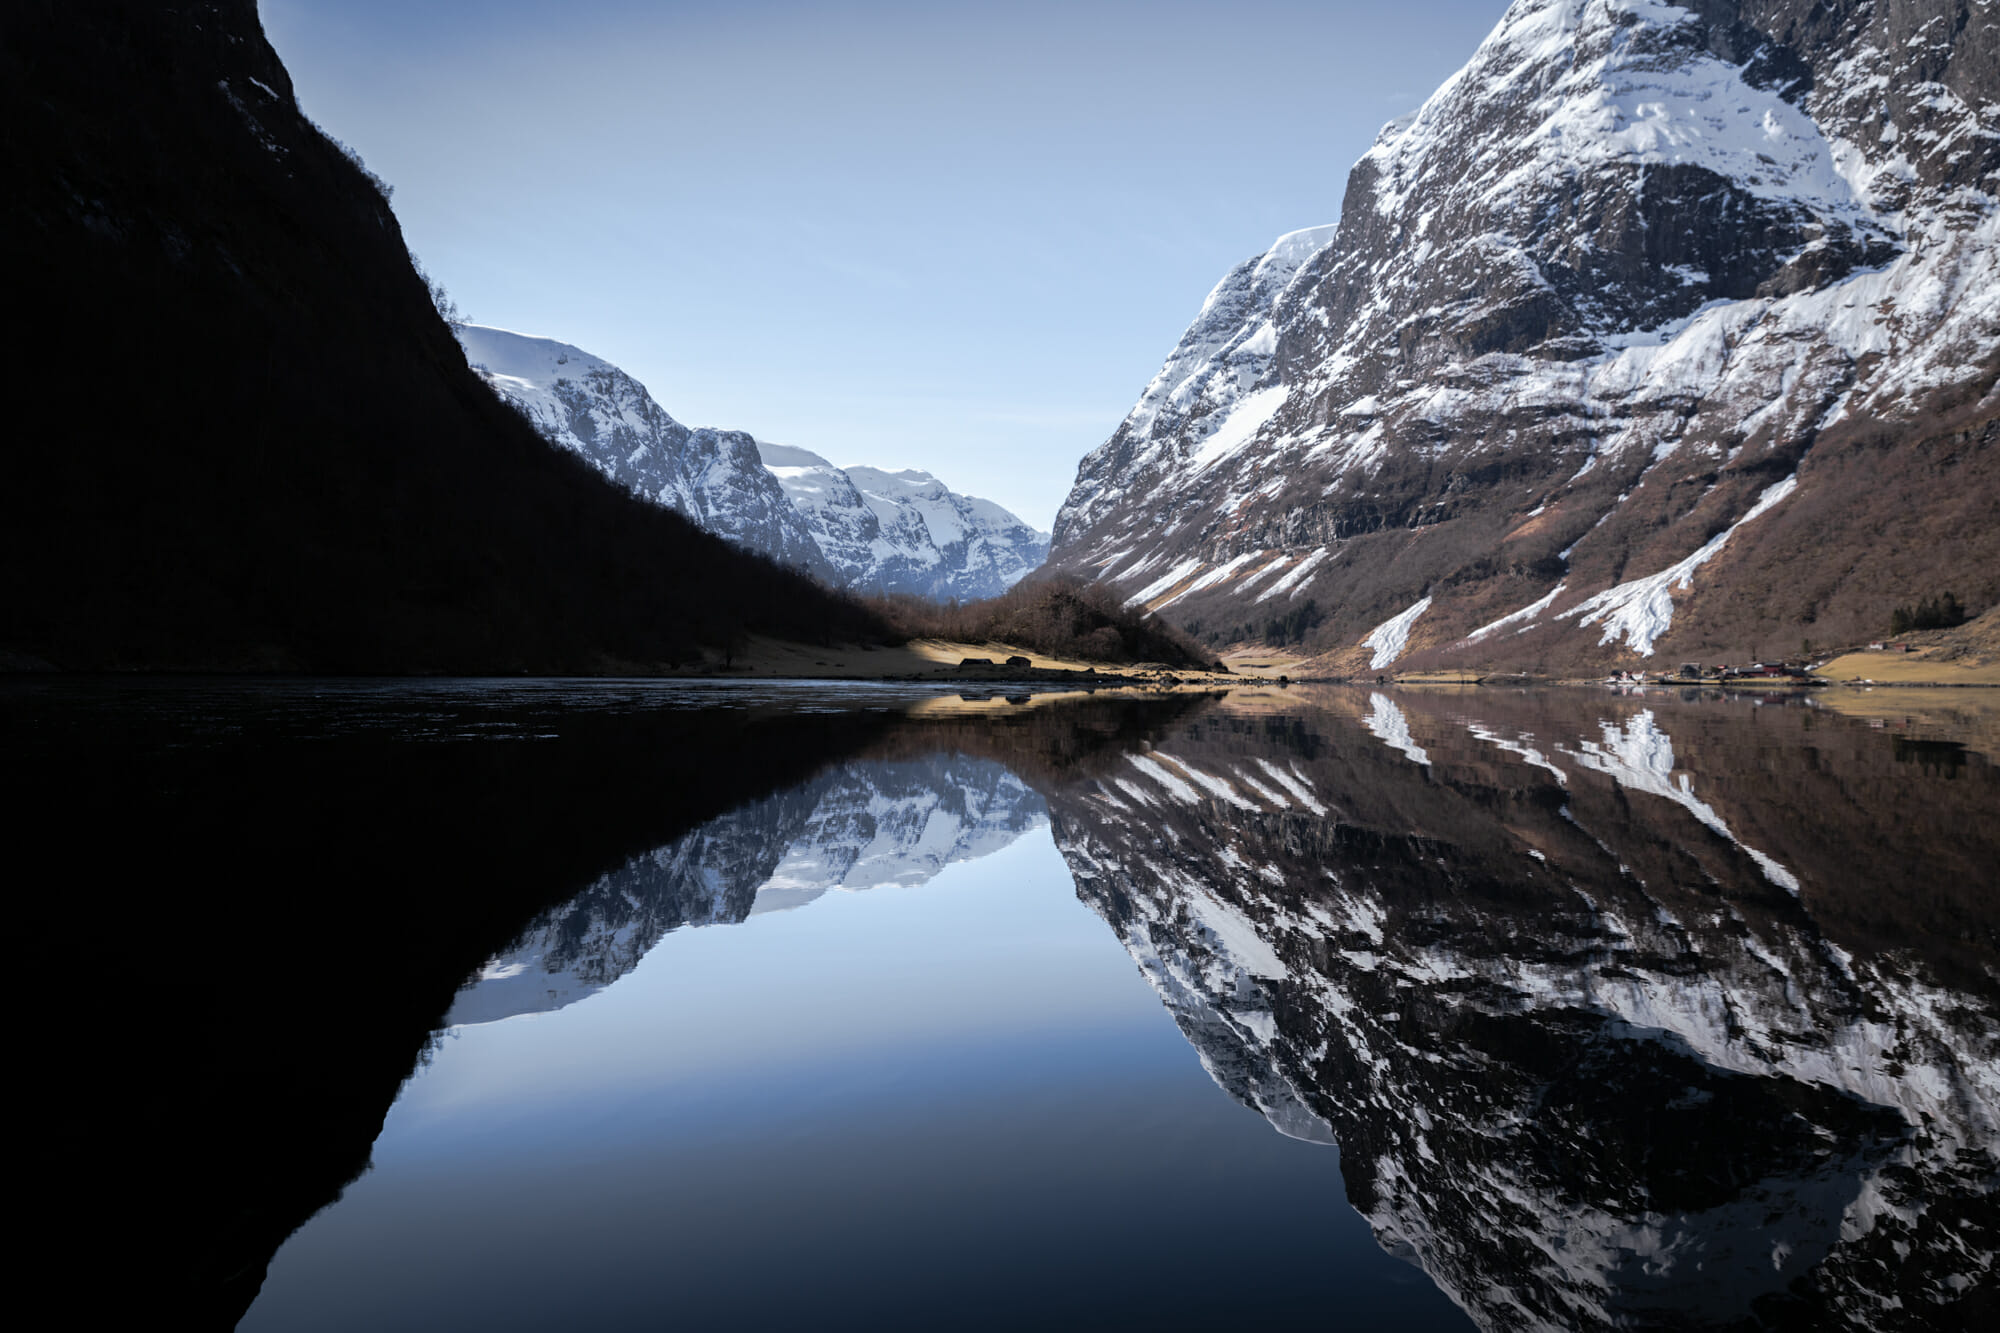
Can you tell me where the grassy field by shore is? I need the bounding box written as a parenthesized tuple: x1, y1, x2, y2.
(1817, 653, 2000, 686)
(1816, 605, 2000, 685)
(715, 636, 1241, 683)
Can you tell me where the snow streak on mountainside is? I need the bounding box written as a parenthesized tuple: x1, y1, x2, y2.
(447, 756, 1043, 1025)
(1052, 0, 2000, 671)
(459, 326, 1048, 599)
(1047, 691, 1999, 1330)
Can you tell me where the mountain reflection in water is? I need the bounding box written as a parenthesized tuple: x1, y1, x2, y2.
(1048, 689, 1998, 1332)
(446, 754, 1045, 1026)
(17, 681, 1991, 1330)
(327, 686, 1998, 1331)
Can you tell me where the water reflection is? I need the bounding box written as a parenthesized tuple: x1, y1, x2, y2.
(449, 755, 1045, 1025)
(408, 685, 1998, 1330)
(18, 680, 1991, 1330)
(1050, 688, 1998, 1331)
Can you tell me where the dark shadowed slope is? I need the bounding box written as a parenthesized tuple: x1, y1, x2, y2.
(0, 1, 883, 671)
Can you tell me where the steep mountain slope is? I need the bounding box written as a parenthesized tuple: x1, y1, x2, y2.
(1047, 689, 1999, 1329)
(754, 443, 888, 580)
(0, 1, 880, 671)
(457, 325, 835, 580)
(458, 326, 1049, 599)
(1051, 0, 1999, 673)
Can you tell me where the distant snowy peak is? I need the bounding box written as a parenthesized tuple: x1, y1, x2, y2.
(845, 463, 1052, 597)
(455, 324, 682, 484)
(1051, 0, 1999, 671)
(758, 444, 1051, 600)
(455, 324, 620, 404)
(460, 325, 1048, 600)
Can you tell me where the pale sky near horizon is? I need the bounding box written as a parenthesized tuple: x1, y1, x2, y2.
(260, 0, 1509, 530)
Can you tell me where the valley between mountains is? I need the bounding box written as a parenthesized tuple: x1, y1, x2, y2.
(7, 0, 1996, 681)
(445, 0, 2000, 682)
(11, 6, 1997, 1328)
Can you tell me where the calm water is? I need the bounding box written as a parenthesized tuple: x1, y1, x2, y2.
(15, 680, 1994, 1330)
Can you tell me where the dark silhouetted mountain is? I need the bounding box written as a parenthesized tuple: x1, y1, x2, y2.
(0, 1, 882, 671)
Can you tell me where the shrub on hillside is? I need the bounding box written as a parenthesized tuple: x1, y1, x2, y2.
(1188, 599, 1324, 650)
(1890, 591, 1967, 634)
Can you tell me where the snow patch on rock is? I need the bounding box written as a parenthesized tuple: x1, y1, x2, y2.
(1562, 476, 1797, 655)
(1363, 596, 1434, 669)
(459, 325, 1048, 598)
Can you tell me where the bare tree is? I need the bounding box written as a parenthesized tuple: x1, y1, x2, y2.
(411, 256, 464, 327)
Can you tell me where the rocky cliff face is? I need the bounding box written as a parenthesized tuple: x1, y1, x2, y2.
(460, 326, 1049, 600)
(449, 754, 1044, 1024)
(1051, 0, 2000, 672)
(761, 445, 1052, 600)
(1045, 689, 1998, 1330)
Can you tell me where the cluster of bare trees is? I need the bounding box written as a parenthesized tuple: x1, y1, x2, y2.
(860, 576, 1217, 667)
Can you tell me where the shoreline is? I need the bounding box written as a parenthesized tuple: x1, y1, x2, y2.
(8, 634, 1996, 693)
(10, 662, 1997, 690)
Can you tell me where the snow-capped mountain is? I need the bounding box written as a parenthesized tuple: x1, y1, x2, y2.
(459, 325, 1048, 599)
(447, 755, 1044, 1025)
(456, 324, 834, 581)
(760, 443, 1051, 600)
(1051, 0, 2000, 671)
(1047, 689, 1999, 1330)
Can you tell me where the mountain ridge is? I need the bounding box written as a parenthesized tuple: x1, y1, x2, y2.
(459, 324, 1050, 601)
(1049, 0, 1999, 674)
(447, 754, 1045, 1026)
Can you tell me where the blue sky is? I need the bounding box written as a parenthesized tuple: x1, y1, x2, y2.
(262, 0, 1508, 528)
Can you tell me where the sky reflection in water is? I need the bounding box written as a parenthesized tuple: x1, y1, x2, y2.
(219, 684, 1997, 1332)
(243, 830, 1466, 1331)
